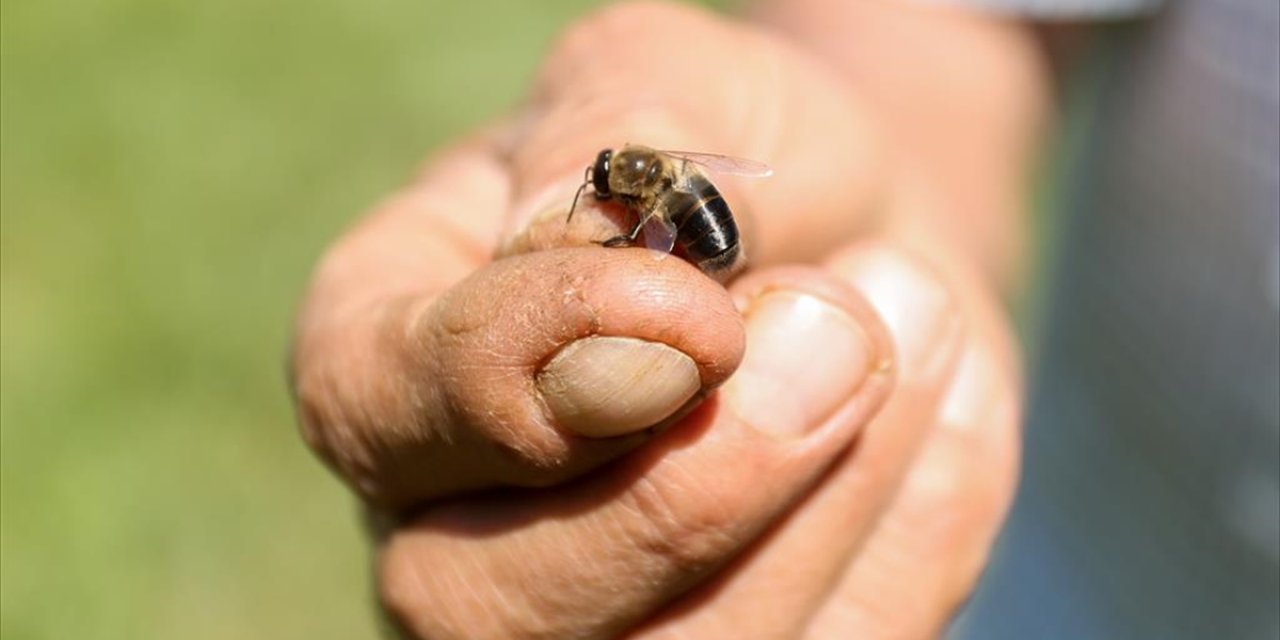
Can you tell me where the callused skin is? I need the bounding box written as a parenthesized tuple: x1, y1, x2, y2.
(291, 1, 1031, 638)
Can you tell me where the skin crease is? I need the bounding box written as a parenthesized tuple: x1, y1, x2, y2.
(290, 1, 1044, 638)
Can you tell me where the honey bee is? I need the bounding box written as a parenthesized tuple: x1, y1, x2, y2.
(567, 145, 772, 281)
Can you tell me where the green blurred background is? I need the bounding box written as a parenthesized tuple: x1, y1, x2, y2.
(0, 1, 714, 637)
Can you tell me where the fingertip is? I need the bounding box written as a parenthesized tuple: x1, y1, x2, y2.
(557, 248, 740, 368)
(538, 336, 701, 438)
(723, 265, 895, 440)
(936, 336, 1023, 528)
(825, 240, 966, 380)
(414, 247, 745, 486)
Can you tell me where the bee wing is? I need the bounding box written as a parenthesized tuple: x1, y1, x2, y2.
(658, 150, 774, 178)
(642, 215, 678, 254)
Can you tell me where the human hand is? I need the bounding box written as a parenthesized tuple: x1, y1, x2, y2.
(290, 3, 1022, 638)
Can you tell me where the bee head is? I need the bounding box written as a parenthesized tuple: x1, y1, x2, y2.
(609, 146, 666, 196)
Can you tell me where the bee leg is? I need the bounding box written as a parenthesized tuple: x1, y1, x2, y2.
(599, 211, 653, 248)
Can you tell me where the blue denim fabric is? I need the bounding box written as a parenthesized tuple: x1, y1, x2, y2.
(952, 1, 1280, 637)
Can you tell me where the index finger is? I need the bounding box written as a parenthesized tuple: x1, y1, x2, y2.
(498, 1, 888, 269)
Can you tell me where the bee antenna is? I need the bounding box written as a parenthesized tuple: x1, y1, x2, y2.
(566, 165, 592, 224)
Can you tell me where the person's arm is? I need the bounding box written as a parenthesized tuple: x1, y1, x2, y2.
(291, 3, 1021, 637)
(757, 0, 1053, 295)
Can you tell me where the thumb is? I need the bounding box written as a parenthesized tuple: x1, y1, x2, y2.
(379, 268, 895, 639)
(296, 247, 745, 511)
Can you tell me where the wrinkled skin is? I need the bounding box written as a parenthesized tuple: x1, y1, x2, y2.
(291, 1, 1045, 638)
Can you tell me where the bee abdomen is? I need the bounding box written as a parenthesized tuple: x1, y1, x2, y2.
(666, 176, 742, 279)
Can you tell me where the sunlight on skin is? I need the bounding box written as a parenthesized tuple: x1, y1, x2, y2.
(291, 2, 1035, 638)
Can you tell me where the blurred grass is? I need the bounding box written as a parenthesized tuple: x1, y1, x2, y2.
(1, 0, 715, 637)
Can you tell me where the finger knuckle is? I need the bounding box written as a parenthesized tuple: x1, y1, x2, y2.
(544, 0, 715, 80)
(378, 545, 434, 636)
(619, 473, 744, 574)
(570, 1, 705, 45)
(291, 364, 342, 461)
(379, 540, 512, 640)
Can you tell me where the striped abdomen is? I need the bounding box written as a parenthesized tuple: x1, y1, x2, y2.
(660, 174, 744, 279)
